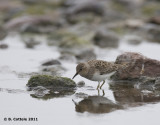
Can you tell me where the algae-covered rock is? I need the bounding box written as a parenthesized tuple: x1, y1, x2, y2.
(27, 75, 76, 89)
(26, 75, 76, 100)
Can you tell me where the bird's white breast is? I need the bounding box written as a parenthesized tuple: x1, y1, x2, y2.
(91, 71, 116, 82)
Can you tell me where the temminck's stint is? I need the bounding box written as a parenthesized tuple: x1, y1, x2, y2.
(72, 60, 128, 89)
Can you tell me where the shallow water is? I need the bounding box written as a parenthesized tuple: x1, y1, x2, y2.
(0, 35, 160, 125)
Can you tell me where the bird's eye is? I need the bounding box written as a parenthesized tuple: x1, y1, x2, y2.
(80, 68, 82, 71)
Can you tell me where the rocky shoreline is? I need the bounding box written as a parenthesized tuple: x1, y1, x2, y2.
(1, 0, 160, 114)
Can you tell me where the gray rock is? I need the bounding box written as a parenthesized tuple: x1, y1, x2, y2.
(23, 38, 40, 49)
(41, 65, 66, 76)
(93, 30, 119, 48)
(59, 53, 76, 62)
(77, 81, 85, 87)
(0, 44, 8, 49)
(4, 15, 58, 33)
(139, 24, 160, 43)
(126, 36, 142, 45)
(75, 49, 96, 62)
(22, 0, 42, 4)
(66, 1, 105, 16)
(42, 59, 61, 66)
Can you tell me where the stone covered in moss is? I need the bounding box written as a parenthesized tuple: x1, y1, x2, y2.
(27, 75, 76, 89)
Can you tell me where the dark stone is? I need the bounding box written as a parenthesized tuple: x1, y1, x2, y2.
(42, 59, 61, 66)
(66, 1, 105, 16)
(139, 24, 160, 43)
(113, 52, 160, 80)
(22, 0, 41, 4)
(149, 16, 160, 25)
(59, 53, 76, 62)
(75, 49, 96, 62)
(146, 25, 160, 43)
(23, 38, 40, 49)
(93, 30, 119, 48)
(0, 44, 8, 49)
(77, 81, 85, 87)
(41, 66, 66, 76)
(126, 36, 142, 45)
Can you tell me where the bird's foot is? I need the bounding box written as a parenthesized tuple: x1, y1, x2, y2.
(97, 89, 105, 96)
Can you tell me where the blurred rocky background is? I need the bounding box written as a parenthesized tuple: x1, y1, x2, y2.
(1, 0, 160, 48)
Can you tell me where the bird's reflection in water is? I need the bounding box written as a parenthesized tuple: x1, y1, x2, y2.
(73, 81, 160, 113)
(73, 95, 122, 113)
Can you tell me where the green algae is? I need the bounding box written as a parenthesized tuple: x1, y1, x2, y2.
(27, 75, 76, 88)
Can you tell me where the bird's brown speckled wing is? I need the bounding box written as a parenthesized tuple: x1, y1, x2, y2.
(88, 60, 119, 75)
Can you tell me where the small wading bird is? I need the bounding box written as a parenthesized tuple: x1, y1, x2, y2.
(72, 60, 128, 89)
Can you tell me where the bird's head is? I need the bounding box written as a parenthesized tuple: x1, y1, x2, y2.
(72, 63, 88, 79)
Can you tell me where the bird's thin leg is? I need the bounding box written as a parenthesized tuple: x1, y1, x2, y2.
(97, 82, 100, 90)
(102, 89, 105, 96)
(97, 89, 100, 96)
(100, 80, 105, 89)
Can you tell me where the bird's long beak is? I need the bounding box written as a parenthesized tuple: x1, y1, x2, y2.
(72, 72, 79, 79)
